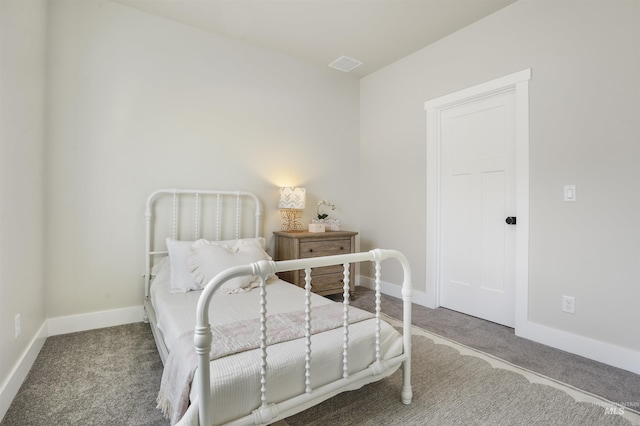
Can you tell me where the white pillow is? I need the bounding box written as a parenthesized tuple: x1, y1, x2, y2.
(188, 239, 271, 293)
(151, 255, 169, 277)
(166, 239, 200, 293)
(165, 237, 268, 293)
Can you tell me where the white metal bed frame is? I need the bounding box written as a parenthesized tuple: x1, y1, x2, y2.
(143, 189, 413, 425)
(144, 189, 263, 364)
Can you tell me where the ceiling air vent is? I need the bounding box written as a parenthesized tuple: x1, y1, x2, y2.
(329, 56, 362, 72)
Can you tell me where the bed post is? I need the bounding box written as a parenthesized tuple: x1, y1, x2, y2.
(144, 208, 152, 304)
(398, 254, 413, 405)
(144, 190, 163, 304)
(194, 323, 213, 424)
(371, 249, 413, 405)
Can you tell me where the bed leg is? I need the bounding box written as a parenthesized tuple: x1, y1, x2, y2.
(401, 359, 413, 405)
(401, 274, 412, 405)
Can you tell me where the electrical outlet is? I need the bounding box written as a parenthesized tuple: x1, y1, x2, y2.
(14, 314, 21, 338)
(562, 296, 575, 314)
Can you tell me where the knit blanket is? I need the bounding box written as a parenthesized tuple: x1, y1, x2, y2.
(157, 303, 374, 424)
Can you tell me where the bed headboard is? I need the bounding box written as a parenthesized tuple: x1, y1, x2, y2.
(143, 189, 262, 300)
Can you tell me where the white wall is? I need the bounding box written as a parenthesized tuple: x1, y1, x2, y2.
(0, 0, 47, 414)
(3, 1, 637, 411)
(360, 0, 639, 368)
(44, 0, 360, 319)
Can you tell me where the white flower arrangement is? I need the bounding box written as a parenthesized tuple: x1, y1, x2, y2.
(313, 200, 339, 231)
(316, 200, 336, 219)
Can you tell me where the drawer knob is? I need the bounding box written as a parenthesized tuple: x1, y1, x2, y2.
(340, 247, 344, 250)
(309, 248, 313, 252)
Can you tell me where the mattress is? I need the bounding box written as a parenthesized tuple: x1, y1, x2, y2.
(150, 258, 404, 425)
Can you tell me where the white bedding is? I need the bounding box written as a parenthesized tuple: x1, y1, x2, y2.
(150, 257, 404, 425)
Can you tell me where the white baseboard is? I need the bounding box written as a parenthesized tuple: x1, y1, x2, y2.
(517, 321, 640, 375)
(47, 306, 145, 336)
(0, 322, 47, 421)
(360, 275, 640, 375)
(1, 306, 145, 421)
(358, 275, 429, 307)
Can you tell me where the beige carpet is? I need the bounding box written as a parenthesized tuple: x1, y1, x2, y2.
(285, 314, 640, 426)
(3, 318, 638, 425)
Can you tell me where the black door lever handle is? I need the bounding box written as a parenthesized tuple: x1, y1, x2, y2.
(505, 217, 517, 225)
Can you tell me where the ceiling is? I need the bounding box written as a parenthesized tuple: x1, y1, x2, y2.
(112, 0, 517, 78)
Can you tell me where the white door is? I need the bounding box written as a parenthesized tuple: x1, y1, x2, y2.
(439, 89, 516, 327)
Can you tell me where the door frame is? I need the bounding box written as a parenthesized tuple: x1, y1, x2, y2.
(424, 69, 531, 332)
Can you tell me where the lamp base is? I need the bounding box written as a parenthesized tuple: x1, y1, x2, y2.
(281, 209, 303, 231)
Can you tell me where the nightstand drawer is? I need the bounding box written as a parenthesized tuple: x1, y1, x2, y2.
(298, 271, 348, 293)
(273, 230, 358, 298)
(299, 239, 351, 258)
(297, 264, 349, 281)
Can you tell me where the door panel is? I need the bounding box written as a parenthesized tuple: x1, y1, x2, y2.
(481, 170, 505, 293)
(448, 172, 472, 286)
(440, 90, 516, 327)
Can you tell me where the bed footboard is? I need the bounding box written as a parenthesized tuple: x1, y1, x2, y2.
(194, 248, 412, 426)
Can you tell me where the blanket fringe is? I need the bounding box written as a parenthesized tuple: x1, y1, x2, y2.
(157, 392, 173, 421)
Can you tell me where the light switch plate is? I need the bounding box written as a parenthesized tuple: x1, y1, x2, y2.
(564, 185, 576, 202)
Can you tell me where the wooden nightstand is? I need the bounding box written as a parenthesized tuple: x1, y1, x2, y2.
(273, 230, 358, 297)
